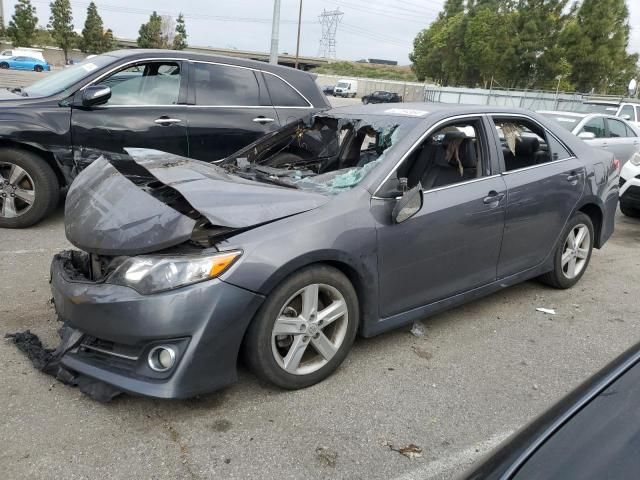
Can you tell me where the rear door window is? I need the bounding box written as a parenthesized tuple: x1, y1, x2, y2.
(193, 63, 261, 106)
(607, 118, 628, 138)
(263, 73, 309, 107)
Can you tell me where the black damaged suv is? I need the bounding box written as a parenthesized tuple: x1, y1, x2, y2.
(0, 49, 329, 228)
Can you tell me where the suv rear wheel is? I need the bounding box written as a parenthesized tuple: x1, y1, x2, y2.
(0, 148, 59, 228)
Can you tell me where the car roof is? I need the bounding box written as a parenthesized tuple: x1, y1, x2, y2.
(326, 102, 542, 118)
(105, 49, 316, 78)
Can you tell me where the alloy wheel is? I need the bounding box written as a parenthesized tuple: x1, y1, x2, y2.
(271, 283, 349, 376)
(561, 223, 590, 279)
(0, 162, 36, 219)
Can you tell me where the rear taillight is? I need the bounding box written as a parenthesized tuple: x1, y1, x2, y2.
(613, 158, 620, 171)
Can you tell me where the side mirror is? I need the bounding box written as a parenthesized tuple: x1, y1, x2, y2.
(392, 183, 423, 223)
(578, 131, 596, 140)
(81, 85, 111, 107)
(620, 114, 631, 121)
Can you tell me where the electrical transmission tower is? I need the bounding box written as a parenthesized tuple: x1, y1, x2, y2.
(318, 9, 343, 59)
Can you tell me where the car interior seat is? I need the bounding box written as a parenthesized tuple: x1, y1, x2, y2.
(421, 134, 477, 190)
(503, 136, 545, 170)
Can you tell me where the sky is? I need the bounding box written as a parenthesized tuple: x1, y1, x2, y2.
(1, 0, 639, 65)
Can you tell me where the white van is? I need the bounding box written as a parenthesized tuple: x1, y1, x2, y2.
(334, 79, 358, 98)
(0, 48, 46, 62)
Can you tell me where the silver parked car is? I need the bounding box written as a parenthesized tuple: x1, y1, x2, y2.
(540, 111, 640, 164)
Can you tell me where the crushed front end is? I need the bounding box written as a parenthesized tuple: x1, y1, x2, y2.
(48, 248, 264, 399)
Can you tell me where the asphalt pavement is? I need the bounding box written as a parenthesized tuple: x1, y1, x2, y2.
(1, 70, 640, 480)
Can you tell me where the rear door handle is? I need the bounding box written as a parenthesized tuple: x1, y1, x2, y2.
(253, 116, 275, 124)
(483, 191, 505, 204)
(566, 173, 580, 183)
(154, 117, 182, 126)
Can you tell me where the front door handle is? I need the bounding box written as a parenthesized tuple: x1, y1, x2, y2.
(154, 116, 182, 126)
(253, 116, 275, 124)
(483, 191, 505, 204)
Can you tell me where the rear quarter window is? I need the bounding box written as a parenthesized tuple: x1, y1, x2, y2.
(263, 73, 309, 107)
(193, 63, 261, 106)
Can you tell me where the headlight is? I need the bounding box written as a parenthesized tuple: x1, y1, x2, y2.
(107, 250, 241, 294)
(630, 154, 640, 167)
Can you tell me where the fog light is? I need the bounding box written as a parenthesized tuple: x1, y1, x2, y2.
(148, 345, 176, 372)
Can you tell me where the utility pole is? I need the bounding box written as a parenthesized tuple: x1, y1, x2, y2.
(0, 0, 5, 34)
(269, 0, 281, 65)
(294, 0, 303, 69)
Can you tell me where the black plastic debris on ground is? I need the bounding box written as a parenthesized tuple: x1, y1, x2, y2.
(5, 324, 122, 403)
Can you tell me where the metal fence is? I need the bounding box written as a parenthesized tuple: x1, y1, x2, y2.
(315, 74, 432, 102)
(423, 85, 633, 111)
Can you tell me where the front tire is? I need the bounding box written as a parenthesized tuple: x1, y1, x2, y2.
(34, 65, 43, 72)
(0, 63, 9, 69)
(243, 265, 359, 390)
(620, 202, 640, 218)
(0, 148, 59, 228)
(539, 212, 594, 289)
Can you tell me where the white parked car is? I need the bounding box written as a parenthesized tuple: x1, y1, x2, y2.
(0, 48, 45, 63)
(619, 157, 640, 217)
(564, 100, 640, 129)
(540, 111, 640, 164)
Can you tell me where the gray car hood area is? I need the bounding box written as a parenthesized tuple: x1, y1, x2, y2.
(65, 149, 329, 255)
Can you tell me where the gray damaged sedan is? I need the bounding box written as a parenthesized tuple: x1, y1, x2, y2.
(48, 104, 619, 399)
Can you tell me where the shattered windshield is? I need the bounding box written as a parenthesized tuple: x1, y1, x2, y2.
(219, 114, 417, 195)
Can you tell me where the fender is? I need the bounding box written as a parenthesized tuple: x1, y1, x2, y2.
(0, 116, 74, 184)
(225, 248, 380, 337)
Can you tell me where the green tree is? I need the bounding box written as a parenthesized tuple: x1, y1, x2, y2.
(172, 13, 187, 50)
(80, 2, 111, 53)
(137, 11, 163, 48)
(48, 0, 76, 63)
(563, 0, 638, 93)
(103, 28, 114, 51)
(462, 4, 518, 87)
(33, 28, 54, 46)
(6, 0, 38, 47)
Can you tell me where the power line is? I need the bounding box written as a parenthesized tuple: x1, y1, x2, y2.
(321, 0, 437, 23)
(29, 0, 315, 25)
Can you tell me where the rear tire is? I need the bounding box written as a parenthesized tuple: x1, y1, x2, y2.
(243, 265, 359, 390)
(0, 148, 59, 228)
(0, 63, 9, 69)
(538, 212, 594, 289)
(362, 98, 369, 104)
(620, 203, 640, 218)
(34, 65, 43, 72)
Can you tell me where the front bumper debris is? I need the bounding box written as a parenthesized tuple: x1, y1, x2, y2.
(10, 249, 265, 401)
(5, 324, 123, 402)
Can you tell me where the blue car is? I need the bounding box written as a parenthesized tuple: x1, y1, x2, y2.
(0, 56, 50, 72)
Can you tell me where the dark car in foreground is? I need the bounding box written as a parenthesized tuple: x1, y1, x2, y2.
(47, 103, 617, 399)
(361, 90, 402, 104)
(0, 49, 329, 228)
(462, 341, 640, 479)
